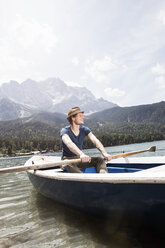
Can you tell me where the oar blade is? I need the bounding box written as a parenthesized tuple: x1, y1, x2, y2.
(149, 146, 156, 152)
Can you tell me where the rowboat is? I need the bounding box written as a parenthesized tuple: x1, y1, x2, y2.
(25, 154, 165, 217)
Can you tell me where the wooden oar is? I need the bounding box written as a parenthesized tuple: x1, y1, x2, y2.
(111, 146, 156, 159)
(0, 146, 156, 174)
(0, 158, 82, 174)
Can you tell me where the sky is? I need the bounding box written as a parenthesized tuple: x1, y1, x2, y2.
(0, 0, 165, 107)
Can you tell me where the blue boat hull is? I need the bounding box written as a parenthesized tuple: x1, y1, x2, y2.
(27, 172, 165, 217)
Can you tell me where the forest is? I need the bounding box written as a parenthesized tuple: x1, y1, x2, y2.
(0, 121, 165, 156)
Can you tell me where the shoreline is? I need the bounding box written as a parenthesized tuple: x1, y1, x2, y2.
(0, 150, 43, 158)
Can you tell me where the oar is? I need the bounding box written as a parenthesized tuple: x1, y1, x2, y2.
(0, 146, 156, 174)
(111, 146, 156, 159)
(0, 158, 82, 174)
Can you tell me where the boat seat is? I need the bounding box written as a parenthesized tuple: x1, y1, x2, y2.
(84, 167, 97, 173)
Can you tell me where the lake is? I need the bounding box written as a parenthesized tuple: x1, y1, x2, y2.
(0, 140, 165, 247)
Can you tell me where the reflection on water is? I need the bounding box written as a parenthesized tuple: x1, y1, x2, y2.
(32, 192, 165, 248)
(0, 140, 165, 247)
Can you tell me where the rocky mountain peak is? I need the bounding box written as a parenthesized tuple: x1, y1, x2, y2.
(0, 77, 117, 120)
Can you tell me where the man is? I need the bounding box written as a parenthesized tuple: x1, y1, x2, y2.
(60, 107, 112, 173)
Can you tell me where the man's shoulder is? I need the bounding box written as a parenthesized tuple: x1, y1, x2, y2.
(62, 125, 70, 130)
(80, 125, 91, 134)
(60, 125, 71, 135)
(80, 125, 88, 130)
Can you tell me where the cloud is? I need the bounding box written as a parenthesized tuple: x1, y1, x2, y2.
(158, 10, 165, 26)
(151, 63, 165, 75)
(0, 41, 33, 83)
(151, 63, 165, 89)
(155, 76, 165, 89)
(104, 87, 125, 97)
(0, 15, 60, 84)
(71, 57, 79, 66)
(10, 15, 59, 53)
(85, 55, 127, 82)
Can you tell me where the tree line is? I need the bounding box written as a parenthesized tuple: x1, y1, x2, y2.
(0, 120, 165, 156)
(1, 131, 165, 156)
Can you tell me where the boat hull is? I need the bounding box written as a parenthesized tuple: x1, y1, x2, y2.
(27, 171, 165, 217)
(25, 155, 165, 218)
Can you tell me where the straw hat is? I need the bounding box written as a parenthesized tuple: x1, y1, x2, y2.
(67, 107, 84, 121)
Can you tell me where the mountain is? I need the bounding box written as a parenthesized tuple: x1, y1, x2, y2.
(0, 78, 117, 120)
(86, 101, 165, 125)
(0, 98, 36, 121)
(23, 111, 67, 126)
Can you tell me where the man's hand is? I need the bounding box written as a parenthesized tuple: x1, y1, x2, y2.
(103, 153, 112, 162)
(80, 153, 91, 163)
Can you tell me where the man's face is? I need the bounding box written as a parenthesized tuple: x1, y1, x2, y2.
(72, 112, 84, 125)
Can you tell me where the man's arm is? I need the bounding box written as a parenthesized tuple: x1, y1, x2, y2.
(88, 132, 112, 161)
(62, 134, 91, 162)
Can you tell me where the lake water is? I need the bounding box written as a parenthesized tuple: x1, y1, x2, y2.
(0, 140, 165, 248)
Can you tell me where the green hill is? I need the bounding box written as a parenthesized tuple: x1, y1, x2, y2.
(87, 101, 165, 124)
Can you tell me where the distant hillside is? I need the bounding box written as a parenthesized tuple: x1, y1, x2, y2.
(86, 101, 165, 125)
(0, 111, 67, 140)
(23, 112, 67, 125)
(0, 98, 36, 121)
